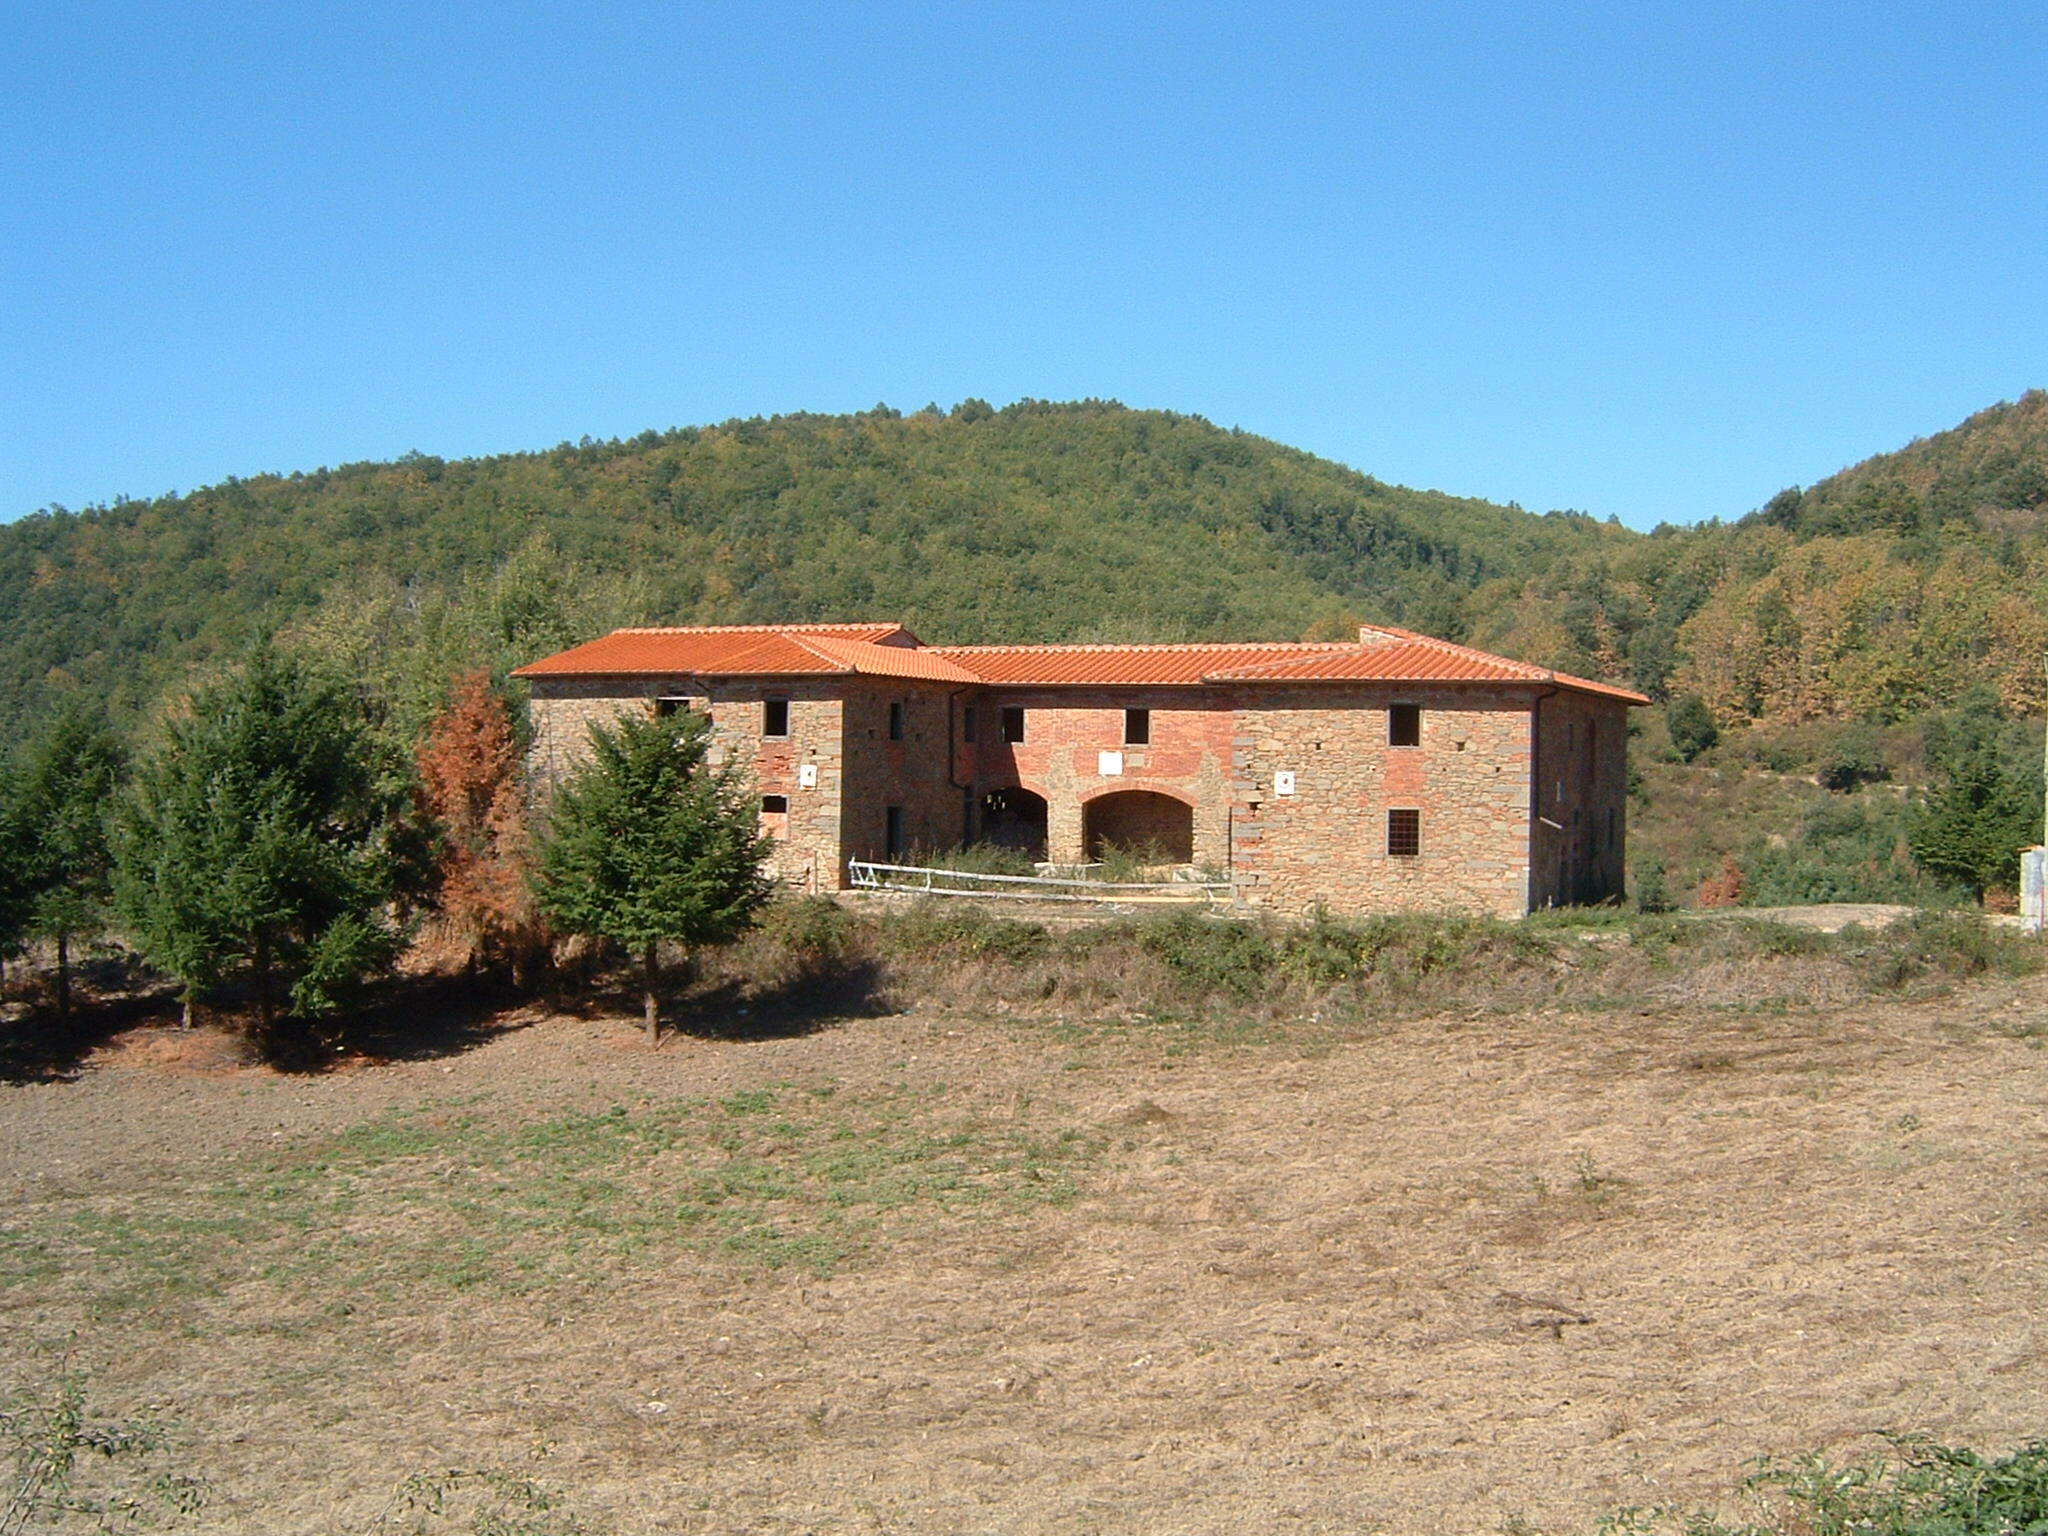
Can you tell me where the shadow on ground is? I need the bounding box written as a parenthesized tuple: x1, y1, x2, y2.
(2, 949, 897, 1080)
(263, 972, 545, 1073)
(665, 955, 894, 1041)
(0, 955, 180, 1084)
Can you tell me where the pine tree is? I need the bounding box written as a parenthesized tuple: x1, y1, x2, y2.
(1666, 695, 1720, 763)
(12, 708, 125, 1018)
(416, 670, 540, 977)
(115, 648, 409, 1036)
(0, 752, 34, 973)
(532, 708, 771, 1043)
(1910, 745, 2040, 898)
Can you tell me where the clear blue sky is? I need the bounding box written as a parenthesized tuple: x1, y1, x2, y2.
(6, 1, 2046, 528)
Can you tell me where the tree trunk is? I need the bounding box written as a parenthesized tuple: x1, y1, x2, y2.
(181, 991, 195, 1031)
(254, 929, 274, 1034)
(55, 933, 69, 1023)
(642, 942, 660, 1046)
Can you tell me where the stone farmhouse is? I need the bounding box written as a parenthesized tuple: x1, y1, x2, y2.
(513, 623, 1648, 919)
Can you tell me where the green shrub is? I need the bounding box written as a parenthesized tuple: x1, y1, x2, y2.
(882, 901, 1051, 964)
(1136, 911, 1277, 998)
(1863, 911, 2042, 990)
(1632, 856, 1674, 913)
(1600, 1437, 2048, 1536)
(1273, 910, 1374, 989)
(752, 895, 857, 960)
(915, 842, 1041, 878)
(1668, 695, 1720, 763)
(1094, 839, 1180, 882)
(1816, 735, 1890, 793)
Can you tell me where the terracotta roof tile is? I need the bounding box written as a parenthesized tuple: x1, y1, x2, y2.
(511, 623, 919, 678)
(513, 622, 1648, 703)
(926, 642, 1355, 686)
(790, 634, 984, 683)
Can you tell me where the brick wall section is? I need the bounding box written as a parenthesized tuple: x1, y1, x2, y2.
(1528, 692, 1630, 907)
(963, 688, 1236, 864)
(1229, 685, 1535, 918)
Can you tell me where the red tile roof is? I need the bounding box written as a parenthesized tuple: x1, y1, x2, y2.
(1211, 625, 1650, 703)
(511, 624, 938, 679)
(787, 634, 984, 683)
(926, 641, 1359, 687)
(513, 622, 1648, 703)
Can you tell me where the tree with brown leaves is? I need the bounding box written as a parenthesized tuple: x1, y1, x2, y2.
(416, 671, 542, 978)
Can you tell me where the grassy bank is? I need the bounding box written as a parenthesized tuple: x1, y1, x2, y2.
(702, 899, 2043, 1041)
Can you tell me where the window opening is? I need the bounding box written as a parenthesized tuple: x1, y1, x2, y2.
(884, 805, 905, 859)
(1001, 706, 1026, 743)
(888, 701, 904, 741)
(1389, 704, 1421, 747)
(1387, 808, 1421, 857)
(763, 698, 789, 737)
(1124, 707, 1150, 745)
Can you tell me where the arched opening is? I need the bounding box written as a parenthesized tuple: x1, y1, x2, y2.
(1084, 790, 1194, 864)
(980, 786, 1048, 861)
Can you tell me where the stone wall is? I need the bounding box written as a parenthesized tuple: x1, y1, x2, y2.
(839, 681, 971, 868)
(1228, 685, 1536, 918)
(526, 673, 1631, 916)
(1528, 692, 1630, 908)
(524, 676, 849, 892)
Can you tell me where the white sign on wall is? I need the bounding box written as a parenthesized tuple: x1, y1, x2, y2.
(1098, 750, 1124, 777)
(799, 762, 819, 789)
(1274, 770, 1296, 796)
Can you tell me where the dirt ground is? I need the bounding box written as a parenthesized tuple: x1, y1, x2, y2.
(4, 970, 2048, 1534)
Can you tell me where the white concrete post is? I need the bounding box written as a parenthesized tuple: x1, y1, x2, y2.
(2029, 655, 2048, 935)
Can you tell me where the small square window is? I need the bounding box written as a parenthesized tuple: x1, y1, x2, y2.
(1001, 706, 1026, 743)
(962, 705, 977, 743)
(1124, 707, 1150, 746)
(1389, 704, 1421, 747)
(760, 794, 788, 814)
(888, 701, 904, 741)
(655, 697, 686, 718)
(763, 698, 789, 737)
(1387, 807, 1421, 857)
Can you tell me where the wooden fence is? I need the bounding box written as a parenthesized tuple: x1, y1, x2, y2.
(846, 860, 1232, 906)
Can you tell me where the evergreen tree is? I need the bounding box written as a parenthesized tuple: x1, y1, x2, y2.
(1909, 741, 2041, 899)
(12, 708, 125, 1018)
(532, 708, 771, 1043)
(114, 648, 409, 1035)
(1667, 695, 1720, 763)
(0, 751, 33, 970)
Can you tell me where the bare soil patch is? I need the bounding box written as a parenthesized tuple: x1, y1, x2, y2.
(5, 972, 2048, 1533)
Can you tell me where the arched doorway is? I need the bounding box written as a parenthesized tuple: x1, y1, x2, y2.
(1083, 790, 1194, 863)
(980, 786, 1048, 860)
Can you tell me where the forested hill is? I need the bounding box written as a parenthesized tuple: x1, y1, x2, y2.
(1463, 390, 2048, 726)
(0, 400, 1627, 737)
(7, 391, 2048, 752)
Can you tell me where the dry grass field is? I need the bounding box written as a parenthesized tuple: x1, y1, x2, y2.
(4, 930, 2048, 1533)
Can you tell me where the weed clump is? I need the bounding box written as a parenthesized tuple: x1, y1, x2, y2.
(716, 898, 2037, 1031)
(1600, 1436, 2048, 1536)
(1858, 910, 2043, 991)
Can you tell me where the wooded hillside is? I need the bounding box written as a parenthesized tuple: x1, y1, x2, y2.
(0, 400, 1624, 740)
(5, 391, 2046, 748)
(1468, 391, 2048, 723)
